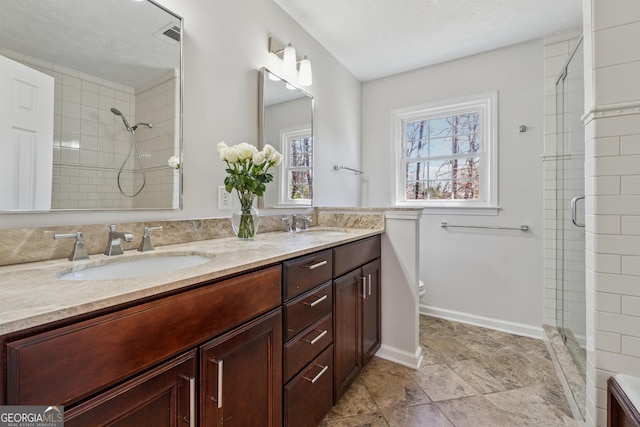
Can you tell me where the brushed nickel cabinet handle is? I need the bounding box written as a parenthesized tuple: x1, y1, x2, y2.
(303, 364, 329, 384)
(360, 276, 367, 299)
(305, 260, 328, 270)
(303, 294, 328, 307)
(211, 359, 223, 409)
(368, 273, 372, 296)
(189, 377, 196, 427)
(302, 329, 328, 345)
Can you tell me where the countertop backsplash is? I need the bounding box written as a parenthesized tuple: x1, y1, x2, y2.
(0, 209, 386, 267)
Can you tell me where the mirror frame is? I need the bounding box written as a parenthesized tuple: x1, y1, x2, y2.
(0, 0, 184, 213)
(258, 67, 314, 208)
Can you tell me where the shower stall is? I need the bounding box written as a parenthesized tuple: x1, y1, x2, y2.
(554, 36, 586, 418)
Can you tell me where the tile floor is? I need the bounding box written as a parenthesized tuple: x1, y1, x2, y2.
(320, 316, 577, 426)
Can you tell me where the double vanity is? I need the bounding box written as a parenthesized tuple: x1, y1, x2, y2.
(0, 225, 383, 426)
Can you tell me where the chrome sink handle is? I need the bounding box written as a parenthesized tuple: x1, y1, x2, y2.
(104, 224, 134, 256)
(138, 226, 163, 252)
(54, 231, 89, 261)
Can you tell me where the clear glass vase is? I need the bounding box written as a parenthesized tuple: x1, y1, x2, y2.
(231, 194, 259, 240)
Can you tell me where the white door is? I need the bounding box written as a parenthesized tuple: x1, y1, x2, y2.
(0, 54, 54, 210)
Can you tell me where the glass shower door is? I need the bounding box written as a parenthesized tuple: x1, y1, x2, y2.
(555, 37, 586, 416)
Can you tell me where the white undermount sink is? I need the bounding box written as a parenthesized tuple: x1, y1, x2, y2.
(57, 253, 214, 281)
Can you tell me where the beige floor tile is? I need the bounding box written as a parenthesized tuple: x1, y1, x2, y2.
(382, 403, 454, 427)
(319, 412, 389, 427)
(408, 363, 479, 402)
(436, 395, 530, 427)
(361, 369, 431, 410)
(325, 378, 379, 420)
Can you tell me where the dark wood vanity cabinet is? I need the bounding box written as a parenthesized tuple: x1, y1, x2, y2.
(1, 233, 382, 427)
(333, 236, 381, 402)
(64, 350, 197, 427)
(282, 249, 334, 427)
(201, 309, 282, 427)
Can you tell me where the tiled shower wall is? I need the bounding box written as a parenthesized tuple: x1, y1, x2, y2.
(0, 47, 179, 210)
(583, 1, 640, 425)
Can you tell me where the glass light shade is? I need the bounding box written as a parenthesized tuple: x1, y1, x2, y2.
(298, 56, 312, 86)
(282, 44, 297, 77)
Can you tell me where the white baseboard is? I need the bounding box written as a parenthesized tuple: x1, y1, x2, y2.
(420, 304, 543, 339)
(375, 344, 423, 369)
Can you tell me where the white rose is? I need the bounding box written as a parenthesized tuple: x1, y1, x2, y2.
(269, 151, 283, 167)
(223, 146, 239, 163)
(167, 155, 180, 169)
(262, 144, 276, 158)
(236, 142, 256, 160)
(216, 141, 228, 153)
(253, 151, 266, 165)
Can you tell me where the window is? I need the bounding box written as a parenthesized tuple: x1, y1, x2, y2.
(393, 93, 497, 211)
(281, 128, 313, 204)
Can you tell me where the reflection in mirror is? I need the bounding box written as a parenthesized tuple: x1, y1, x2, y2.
(259, 68, 313, 208)
(0, 0, 182, 211)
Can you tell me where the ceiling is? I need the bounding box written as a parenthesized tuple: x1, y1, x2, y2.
(0, 0, 181, 89)
(273, 0, 583, 82)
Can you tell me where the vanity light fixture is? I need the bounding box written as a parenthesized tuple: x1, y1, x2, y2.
(269, 37, 313, 87)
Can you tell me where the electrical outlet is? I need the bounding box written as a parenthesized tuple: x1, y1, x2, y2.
(218, 186, 232, 210)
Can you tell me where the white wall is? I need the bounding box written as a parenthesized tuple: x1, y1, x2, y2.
(0, 0, 362, 228)
(362, 40, 545, 336)
(583, 1, 640, 425)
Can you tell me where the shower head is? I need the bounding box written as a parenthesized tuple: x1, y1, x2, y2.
(110, 107, 131, 131)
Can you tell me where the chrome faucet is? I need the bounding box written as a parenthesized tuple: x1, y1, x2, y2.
(54, 231, 89, 261)
(104, 224, 134, 256)
(138, 226, 163, 252)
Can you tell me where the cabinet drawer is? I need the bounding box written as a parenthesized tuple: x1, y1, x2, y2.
(333, 235, 381, 277)
(284, 345, 333, 427)
(283, 249, 332, 301)
(6, 265, 281, 407)
(284, 314, 333, 383)
(284, 281, 332, 341)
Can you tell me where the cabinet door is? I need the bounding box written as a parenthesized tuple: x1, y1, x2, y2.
(201, 309, 282, 427)
(64, 351, 197, 427)
(361, 259, 381, 368)
(333, 269, 361, 403)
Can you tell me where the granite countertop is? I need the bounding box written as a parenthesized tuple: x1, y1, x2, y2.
(0, 227, 383, 335)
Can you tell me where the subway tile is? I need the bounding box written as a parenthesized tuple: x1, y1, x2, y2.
(591, 176, 621, 195)
(595, 234, 640, 255)
(622, 256, 640, 276)
(591, 112, 640, 138)
(594, 330, 621, 353)
(593, 253, 621, 274)
(593, 196, 640, 216)
(595, 291, 621, 313)
(592, 136, 620, 157)
(622, 176, 640, 194)
(621, 336, 640, 358)
(594, 272, 640, 296)
(594, 62, 640, 105)
(620, 135, 640, 155)
(593, 22, 640, 68)
(622, 295, 640, 316)
(596, 311, 640, 336)
(593, 154, 640, 176)
(593, 0, 640, 31)
(622, 217, 640, 235)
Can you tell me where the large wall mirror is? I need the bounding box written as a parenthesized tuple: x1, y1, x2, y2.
(0, 0, 182, 211)
(259, 68, 313, 208)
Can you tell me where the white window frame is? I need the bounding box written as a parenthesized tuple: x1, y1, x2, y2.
(279, 127, 313, 206)
(392, 92, 498, 214)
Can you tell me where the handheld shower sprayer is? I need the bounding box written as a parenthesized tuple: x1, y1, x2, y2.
(110, 107, 131, 131)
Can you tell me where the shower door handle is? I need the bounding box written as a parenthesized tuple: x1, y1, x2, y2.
(571, 195, 585, 227)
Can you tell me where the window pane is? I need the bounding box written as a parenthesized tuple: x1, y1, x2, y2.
(289, 170, 312, 200)
(428, 160, 452, 180)
(405, 120, 428, 157)
(428, 117, 452, 138)
(406, 162, 428, 181)
(454, 113, 479, 135)
(454, 134, 480, 154)
(405, 181, 428, 200)
(453, 180, 479, 200)
(290, 137, 312, 167)
(429, 137, 453, 157)
(427, 180, 452, 200)
(452, 157, 479, 180)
